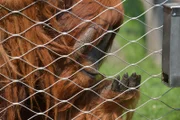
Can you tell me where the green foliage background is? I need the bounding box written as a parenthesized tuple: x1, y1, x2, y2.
(100, 0, 180, 119)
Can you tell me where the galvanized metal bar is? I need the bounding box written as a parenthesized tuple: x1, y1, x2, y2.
(162, 2, 180, 87)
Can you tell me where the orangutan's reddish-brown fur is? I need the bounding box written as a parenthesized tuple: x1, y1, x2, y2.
(0, 0, 140, 120)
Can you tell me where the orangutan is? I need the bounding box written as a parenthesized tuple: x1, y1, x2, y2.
(0, 0, 141, 120)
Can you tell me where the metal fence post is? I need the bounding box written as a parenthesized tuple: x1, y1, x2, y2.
(162, 3, 180, 87)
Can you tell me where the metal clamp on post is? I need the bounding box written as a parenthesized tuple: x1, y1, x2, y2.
(162, 3, 180, 87)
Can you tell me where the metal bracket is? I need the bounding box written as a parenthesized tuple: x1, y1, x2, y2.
(162, 2, 180, 87)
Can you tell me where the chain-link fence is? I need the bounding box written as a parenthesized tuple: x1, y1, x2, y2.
(0, 0, 180, 120)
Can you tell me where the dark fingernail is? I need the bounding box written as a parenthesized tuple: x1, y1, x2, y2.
(116, 75, 120, 80)
(132, 73, 136, 77)
(124, 73, 128, 78)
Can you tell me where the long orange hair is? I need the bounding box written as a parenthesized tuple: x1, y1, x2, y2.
(0, 0, 124, 119)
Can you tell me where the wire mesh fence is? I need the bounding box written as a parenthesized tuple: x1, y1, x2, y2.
(0, 0, 180, 120)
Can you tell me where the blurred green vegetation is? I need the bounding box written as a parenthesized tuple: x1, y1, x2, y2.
(100, 0, 180, 120)
(123, 0, 145, 36)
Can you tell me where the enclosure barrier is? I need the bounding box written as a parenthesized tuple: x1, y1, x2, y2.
(0, 0, 180, 120)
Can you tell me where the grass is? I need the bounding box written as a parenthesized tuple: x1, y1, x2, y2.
(99, 18, 180, 120)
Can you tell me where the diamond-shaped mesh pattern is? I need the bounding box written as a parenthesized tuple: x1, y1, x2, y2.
(0, 0, 179, 120)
